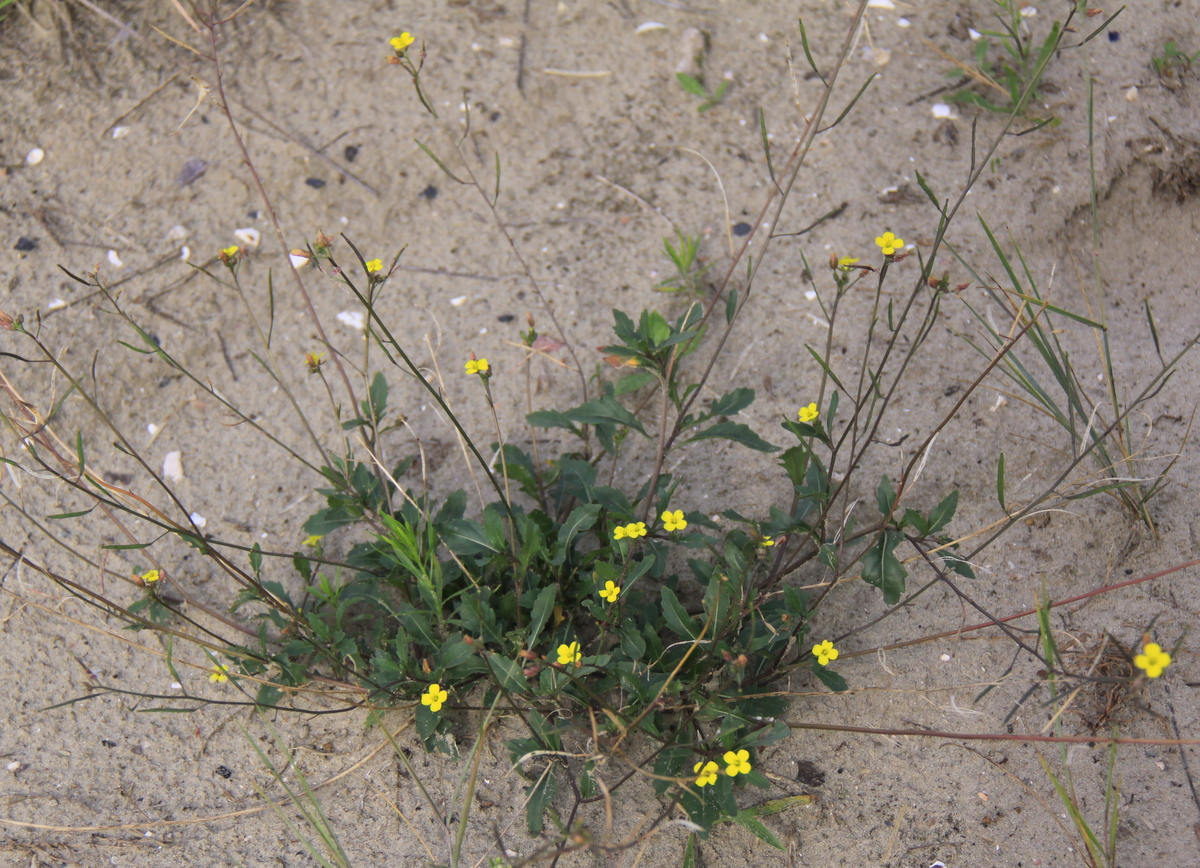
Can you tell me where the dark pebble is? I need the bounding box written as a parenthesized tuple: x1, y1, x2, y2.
(176, 157, 208, 186)
(247, 210, 259, 219)
(732, 222, 752, 237)
(215, 765, 232, 779)
(489, 111, 501, 122)
(1107, 31, 1119, 42)
(422, 184, 438, 200)
(101, 739, 117, 748)
(305, 178, 326, 189)
(497, 314, 515, 323)
(14, 236, 37, 252)
(344, 145, 359, 162)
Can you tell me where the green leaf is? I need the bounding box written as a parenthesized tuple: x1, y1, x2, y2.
(732, 813, 785, 850)
(875, 474, 896, 517)
(527, 585, 556, 649)
(525, 765, 558, 834)
(725, 287, 738, 324)
(797, 16, 827, 86)
(996, 453, 1006, 511)
(707, 387, 755, 418)
(564, 396, 647, 436)
(558, 503, 601, 551)
(442, 518, 502, 555)
(661, 586, 699, 640)
(436, 639, 475, 672)
(249, 543, 263, 575)
(486, 653, 527, 695)
(926, 490, 959, 534)
(303, 507, 357, 535)
(813, 665, 849, 693)
(613, 370, 657, 396)
(682, 833, 697, 868)
(690, 421, 778, 452)
(860, 530, 906, 604)
(48, 506, 98, 520)
(527, 409, 582, 435)
(415, 700, 440, 744)
(676, 72, 707, 98)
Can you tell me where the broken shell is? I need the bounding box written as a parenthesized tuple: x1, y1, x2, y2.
(26, 148, 45, 166)
(289, 249, 312, 268)
(107, 250, 124, 267)
(47, 299, 67, 311)
(112, 126, 132, 139)
(450, 296, 467, 306)
(190, 512, 207, 529)
(635, 22, 667, 34)
(233, 227, 261, 248)
(163, 451, 184, 482)
(180, 246, 191, 261)
(336, 310, 365, 330)
(931, 103, 955, 119)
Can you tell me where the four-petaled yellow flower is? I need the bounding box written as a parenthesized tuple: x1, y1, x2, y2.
(693, 760, 719, 787)
(599, 580, 621, 603)
(1134, 642, 1171, 679)
(760, 537, 775, 547)
(365, 258, 383, 274)
(302, 534, 323, 547)
(140, 569, 160, 583)
(875, 232, 904, 256)
(723, 749, 751, 776)
(219, 245, 239, 263)
(798, 402, 819, 424)
(390, 33, 415, 53)
(812, 639, 838, 666)
(613, 522, 648, 541)
(837, 256, 859, 270)
(556, 641, 582, 666)
(421, 682, 449, 712)
(661, 509, 687, 532)
(465, 357, 489, 375)
(209, 664, 230, 684)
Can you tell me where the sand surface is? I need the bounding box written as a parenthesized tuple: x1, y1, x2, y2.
(2, 1, 1200, 866)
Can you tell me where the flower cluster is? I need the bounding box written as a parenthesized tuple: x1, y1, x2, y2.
(613, 521, 647, 540)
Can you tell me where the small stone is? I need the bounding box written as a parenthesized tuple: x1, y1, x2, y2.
(344, 145, 359, 162)
(176, 157, 208, 186)
(112, 126, 132, 139)
(163, 451, 184, 482)
(732, 222, 752, 237)
(450, 296, 467, 306)
(47, 299, 67, 311)
(107, 250, 124, 267)
(190, 512, 207, 529)
(305, 177, 326, 188)
(14, 237, 36, 252)
(26, 148, 45, 166)
(497, 314, 515, 323)
(422, 184, 438, 199)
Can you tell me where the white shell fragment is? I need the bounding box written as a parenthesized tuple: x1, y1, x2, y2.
(180, 246, 191, 261)
(968, 28, 982, 40)
(107, 250, 124, 267)
(47, 299, 67, 311)
(163, 451, 184, 482)
(233, 227, 260, 248)
(450, 295, 468, 306)
(289, 249, 311, 269)
(497, 35, 517, 48)
(931, 103, 955, 119)
(897, 17, 911, 27)
(26, 148, 45, 165)
(190, 512, 207, 529)
(867, 0, 895, 8)
(112, 126, 132, 139)
(166, 225, 188, 242)
(6, 761, 19, 772)
(1125, 86, 1138, 102)
(337, 310, 365, 329)
(635, 22, 667, 33)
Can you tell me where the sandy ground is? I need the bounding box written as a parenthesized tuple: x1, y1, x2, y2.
(2, 1, 1200, 866)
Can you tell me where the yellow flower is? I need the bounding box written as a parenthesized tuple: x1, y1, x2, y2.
(209, 664, 230, 684)
(760, 537, 775, 547)
(305, 351, 325, 373)
(693, 760, 719, 787)
(556, 641, 582, 666)
(365, 258, 383, 274)
(837, 256, 859, 270)
(812, 639, 838, 666)
(614, 522, 647, 541)
(140, 569, 160, 583)
(219, 245, 240, 265)
(302, 534, 323, 547)
(421, 682, 449, 712)
(465, 358, 490, 375)
(1134, 642, 1172, 678)
(874, 232, 904, 256)
(797, 402, 819, 424)
(599, 580, 621, 603)
(661, 509, 687, 532)
(723, 749, 751, 776)
(390, 32, 415, 53)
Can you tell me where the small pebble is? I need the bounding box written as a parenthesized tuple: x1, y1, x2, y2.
(234, 227, 260, 248)
(163, 451, 184, 482)
(867, 0, 895, 8)
(497, 314, 515, 323)
(497, 35, 517, 48)
(422, 184, 438, 200)
(176, 157, 208, 186)
(732, 222, 752, 237)
(14, 237, 37, 252)
(1108, 31, 1119, 42)
(6, 761, 19, 772)
(305, 177, 326, 188)
(450, 295, 467, 306)
(897, 17, 911, 27)
(344, 145, 359, 162)
(26, 148, 44, 166)
(107, 250, 124, 267)
(190, 512, 207, 529)
(180, 246, 190, 261)
(112, 126, 132, 139)
(931, 103, 955, 118)
(247, 210, 259, 219)
(47, 299, 67, 311)
(1124, 86, 1138, 102)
